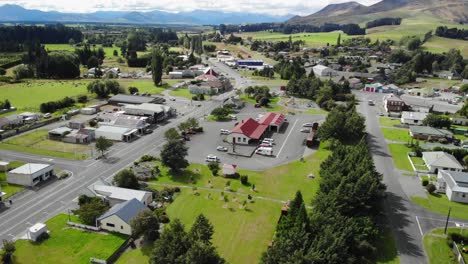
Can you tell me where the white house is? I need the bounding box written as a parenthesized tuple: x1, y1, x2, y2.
(400, 111, 428, 125)
(437, 170, 468, 204)
(97, 198, 148, 235)
(7, 163, 54, 187)
(450, 117, 468, 126)
(312, 65, 336, 77)
(422, 152, 464, 174)
(95, 125, 137, 142)
(91, 182, 153, 206)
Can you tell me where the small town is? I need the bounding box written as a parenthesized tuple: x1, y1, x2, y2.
(0, 0, 467, 264)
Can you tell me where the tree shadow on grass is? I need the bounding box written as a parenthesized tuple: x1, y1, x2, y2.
(166, 169, 203, 185)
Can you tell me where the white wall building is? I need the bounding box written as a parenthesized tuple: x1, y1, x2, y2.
(26, 223, 48, 241)
(422, 152, 464, 174)
(7, 163, 54, 187)
(91, 183, 153, 206)
(95, 125, 137, 142)
(97, 198, 148, 235)
(437, 170, 468, 204)
(400, 111, 428, 125)
(312, 65, 336, 77)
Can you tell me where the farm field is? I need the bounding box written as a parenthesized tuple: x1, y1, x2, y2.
(423, 36, 468, 58)
(0, 130, 90, 160)
(12, 214, 127, 264)
(45, 44, 118, 58)
(238, 31, 352, 47)
(0, 80, 91, 112)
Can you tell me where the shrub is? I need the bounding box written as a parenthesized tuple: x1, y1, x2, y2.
(192, 95, 199, 101)
(240, 175, 248, 185)
(77, 95, 88, 103)
(426, 183, 436, 194)
(174, 187, 181, 193)
(140, 154, 156, 162)
(59, 172, 69, 180)
(438, 138, 448, 144)
(193, 127, 204, 133)
(422, 179, 429, 186)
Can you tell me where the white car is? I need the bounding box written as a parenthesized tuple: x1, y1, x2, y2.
(263, 138, 274, 143)
(261, 140, 273, 146)
(205, 154, 220, 162)
(220, 129, 230, 135)
(300, 128, 311, 133)
(302, 123, 314, 127)
(229, 115, 237, 120)
(216, 146, 228, 152)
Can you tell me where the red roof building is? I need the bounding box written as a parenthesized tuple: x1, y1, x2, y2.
(258, 113, 286, 132)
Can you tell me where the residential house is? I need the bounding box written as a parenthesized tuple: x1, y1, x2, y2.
(400, 111, 428, 125)
(7, 163, 54, 187)
(409, 126, 453, 141)
(436, 70, 462, 80)
(97, 198, 148, 235)
(90, 182, 153, 206)
(348, 78, 363, 89)
(236, 60, 265, 70)
(312, 65, 336, 77)
(19, 112, 40, 123)
(383, 94, 405, 112)
(422, 152, 463, 173)
(407, 87, 434, 97)
(382, 84, 399, 94)
(436, 170, 468, 204)
(450, 117, 468, 126)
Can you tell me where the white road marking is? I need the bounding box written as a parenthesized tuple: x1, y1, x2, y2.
(276, 119, 298, 159)
(415, 216, 424, 237)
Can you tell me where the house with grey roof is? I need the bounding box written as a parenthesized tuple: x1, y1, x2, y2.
(436, 170, 468, 204)
(97, 198, 148, 235)
(401, 112, 428, 125)
(7, 163, 54, 187)
(90, 182, 152, 206)
(422, 152, 464, 174)
(409, 126, 453, 141)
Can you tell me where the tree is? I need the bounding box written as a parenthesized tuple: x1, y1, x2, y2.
(422, 114, 451, 129)
(337, 33, 341, 47)
(407, 37, 421, 51)
(460, 84, 468, 94)
(95, 136, 113, 157)
(187, 117, 199, 129)
(73, 197, 109, 226)
(2, 240, 16, 264)
(161, 140, 189, 173)
(13, 64, 34, 80)
(426, 183, 436, 194)
(188, 214, 214, 243)
(151, 49, 164, 86)
(178, 122, 191, 133)
(130, 209, 160, 242)
(113, 50, 118, 57)
(46, 51, 81, 79)
(210, 107, 230, 120)
(128, 86, 139, 94)
(113, 169, 139, 190)
(87, 55, 99, 69)
(164, 128, 180, 142)
(0, 67, 6, 75)
(207, 162, 220, 176)
(151, 219, 189, 264)
(87, 80, 122, 98)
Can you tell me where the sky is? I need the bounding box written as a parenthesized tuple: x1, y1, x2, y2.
(0, 0, 381, 15)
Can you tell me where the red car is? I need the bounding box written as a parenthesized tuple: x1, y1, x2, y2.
(254, 103, 261, 108)
(186, 130, 197, 135)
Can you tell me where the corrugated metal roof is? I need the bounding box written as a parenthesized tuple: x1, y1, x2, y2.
(97, 198, 147, 224)
(9, 163, 52, 174)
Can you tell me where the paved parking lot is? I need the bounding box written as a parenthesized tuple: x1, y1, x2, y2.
(185, 104, 326, 171)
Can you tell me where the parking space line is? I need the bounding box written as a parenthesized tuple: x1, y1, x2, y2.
(276, 119, 298, 159)
(415, 216, 424, 237)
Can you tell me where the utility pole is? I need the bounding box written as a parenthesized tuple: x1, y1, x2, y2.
(444, 207, 451, 235)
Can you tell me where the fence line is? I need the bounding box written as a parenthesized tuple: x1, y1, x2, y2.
(453, 242, 466, 264)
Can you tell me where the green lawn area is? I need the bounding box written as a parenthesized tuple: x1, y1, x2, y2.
(410, 156, 427, 171)
(118, 80, 170, 95)
(379, 118, 401, 127)
(239, 31, 352, 48)
(45, 44, 118, 58)
(423, 228, 468, 264)
(11, 214, 127, 264)
(151, 141, 330, 207)
(381, 128, 411, 143)
(0, 161, 26, 198)
(115, 246, 152, 264)
(237, 70, 288, 87)
(166, 189, 279, 264)
(412, 193, 468, 220)
(0, 80, 92, 112)
(375, 229, 400, 264)
(388, 144, 413, 171)
(169, 87, 193, 100)
(0, 130, 90, 160)
(305, 108, 328, 115)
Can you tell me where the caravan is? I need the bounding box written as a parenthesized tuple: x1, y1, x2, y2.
(256, 147, 273, 156)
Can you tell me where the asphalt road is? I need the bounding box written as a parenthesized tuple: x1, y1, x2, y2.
(355, 90, 467, 264)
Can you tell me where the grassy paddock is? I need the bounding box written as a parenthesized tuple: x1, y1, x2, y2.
(12, 214, 127, 264)
(0, 130, 90, 160)
(238, 31, 351, 47)
(388, 144, 413, 171)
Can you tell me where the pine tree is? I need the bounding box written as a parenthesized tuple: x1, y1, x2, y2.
(151, 49, 164, 86)
(337, 33, 341, 47)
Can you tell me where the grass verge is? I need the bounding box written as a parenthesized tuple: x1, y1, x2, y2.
(388, 144, 413, 171)
(412, 193, 468, 220)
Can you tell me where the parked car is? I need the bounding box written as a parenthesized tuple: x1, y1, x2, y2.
(43, 113, 51, 118)
(144, 129, 153, 134)
(263, 138, 274, 143)
(229, 115, 237, 120)
(256, 147, 273, 156)
(259, 143, 273, 147)
(302, 123, 314, 127)
(205, 154, 220, 162)
(254, 104, 261, 108)
(220, 129, 230, 135)
(300, 128, 311, 133)
(216, 146, 228, 152)
(261, 140, 273, 146)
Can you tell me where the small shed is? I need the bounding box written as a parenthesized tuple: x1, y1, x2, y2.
(222, 164, 237, 177)
(27, 223, 48, 241)
(0, 161, 9, 172)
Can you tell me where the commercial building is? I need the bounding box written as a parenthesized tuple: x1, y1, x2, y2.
(95, 125, 138, 142)
(108, 94, 165, 105)
(7, 163, 54, 187)
(383, 94, 406, 112)
(227, 118, 268, 145)
(436, 170, 468, 204)
(312, 65, 337, 77)
(98, 112, 149, 134)
(236, 60, 265, 70)
(123, 103, 175, 123)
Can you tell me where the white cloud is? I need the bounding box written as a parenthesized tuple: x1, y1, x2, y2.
(0, 0, 382, 15)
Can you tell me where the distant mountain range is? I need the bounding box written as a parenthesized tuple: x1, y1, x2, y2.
(0, 4, 293, 25)
(288, 0, 468, 25)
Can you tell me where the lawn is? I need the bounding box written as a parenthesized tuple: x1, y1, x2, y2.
(381, 128, 411, 143)
(388, 144, 413, 171)
(379, 118, 401, 127)
(151, 141, 331, 207)
(410, 156, 427, 171)
(423, 228, 468, 264)
(12, 214, 127, 264)
(118, 80, 170, 95)
(240, 96, 286, 113)
(115, 246, 152, 264)
(0, 80, 91, 112)
(0, 170, 24, 199)
(0, 130, 90, 160)
(165, 189, 279, 264)
(239, 31, 352, 48)
(412, 193, 468, 220)
(169, 87, 193, 100)
(305, 108, 328, 115)
(45, 44, 118, 58)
